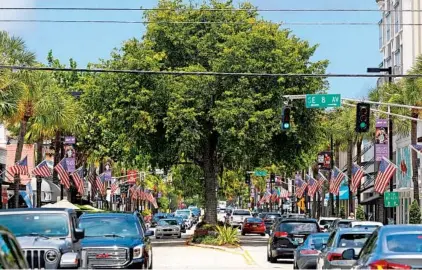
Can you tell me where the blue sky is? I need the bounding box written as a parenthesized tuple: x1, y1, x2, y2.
(1, 0, 380, 98)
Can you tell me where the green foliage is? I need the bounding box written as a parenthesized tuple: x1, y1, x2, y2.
(215, 225, 239, 246)
(356, 205, 366, 221)
(409, 200, 421, 224)
(142, 209, 152, 217)
(157, 197, 169, 212)
(339, 205, 346, 218)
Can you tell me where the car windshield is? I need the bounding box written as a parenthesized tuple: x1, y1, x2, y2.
(337, 233, 370, 248)
(0, 213, 69, 237)
(289, 215, 305, 218)
(159, 219, 178, 226)
(279, 222, 318, 234)
(79, 217, 140, 238)
(319, 219, 334, 226)
(233, 211, 250, 215)
(245, 218, 262, 223)
(386, 234, 422, 252)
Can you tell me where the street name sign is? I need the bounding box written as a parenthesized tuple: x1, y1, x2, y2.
(384, 191, 399, 207)
(306, 94, 341, 109)
(254, 170, 267, 177)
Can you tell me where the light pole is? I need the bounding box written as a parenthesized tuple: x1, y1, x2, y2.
(367, 67, 393, 224)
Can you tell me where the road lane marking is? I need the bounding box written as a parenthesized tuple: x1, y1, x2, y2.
(243, 250, 256, 265)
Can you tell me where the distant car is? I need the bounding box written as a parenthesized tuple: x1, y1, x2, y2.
(294, 232, 330, 269)
(328, 218, 354, 232)
(318, 217, 337, 232)
(155, 219, 182, 239)
(230, 209, 252, 228)
(267, 218, 320, 263)
(151, 213, 168, 228)
(350, 221, 383, 228)
(173, 216, 187, 233)
(287, 213, 306, 219)
(241, 218, 266, 236)
(317, 227, 375, 269)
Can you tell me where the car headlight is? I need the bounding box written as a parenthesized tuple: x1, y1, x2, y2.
(133, 244, 144, 259)
(45, 250, 59, 263)
(174, 227, 180, 231)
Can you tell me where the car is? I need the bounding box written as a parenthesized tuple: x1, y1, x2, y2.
(0, 225, 29, 269)
(318, 217, 337, 232)
(349, 221, 383, 228)
(317, 227, 375, 269)
(267, 218, 320, 263)
(345, 225, 422, 269)
(79, 212, 154, 269)
(155, 219, 182, 239)
(0, 208, 85, 269)
(151, 213, 167, 228)
(230, 209, 252, 228)
(328, 218, 354, 232)
(293, 232, 330, 269)
(287, 213, 306, 219)
(173, 216, 187, 233)
(241, 217, 266, 236)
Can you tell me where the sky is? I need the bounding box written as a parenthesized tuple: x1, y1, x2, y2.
(0, 0, 381, 98)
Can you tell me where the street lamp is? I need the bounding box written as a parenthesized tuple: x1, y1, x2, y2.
(367, 66, 393, 224)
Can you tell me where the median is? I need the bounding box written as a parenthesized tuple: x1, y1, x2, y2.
(186, 221, 240, 249)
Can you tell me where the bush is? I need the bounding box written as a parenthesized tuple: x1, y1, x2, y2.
(356, 205, 366, 221)
(409, 200, 421, 224)
(215, 226, 239, 246)
(142, 209, 152, 217)
(339, 206, 346, 219)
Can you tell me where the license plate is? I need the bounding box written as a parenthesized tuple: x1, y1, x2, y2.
(252, 225, 257, 227)
(294, 238, 304, 244)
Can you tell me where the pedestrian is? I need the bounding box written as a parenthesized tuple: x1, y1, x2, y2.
(348, 212, 355, 220)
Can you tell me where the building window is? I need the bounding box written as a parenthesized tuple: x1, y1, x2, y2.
(386, 13, 391, 41)
(395, 5, 400, 33)
(386, 56, 392, 68)
(379, 21, 383, 48)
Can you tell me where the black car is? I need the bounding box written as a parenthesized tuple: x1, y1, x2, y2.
(173, 216, 187, 233)
(79, 213, 154, 269)
(343, 225, 422, 269)
(267, 218, 320, 263)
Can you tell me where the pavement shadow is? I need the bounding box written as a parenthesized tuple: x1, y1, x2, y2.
(239, 235, 268, 247)
(151, 234, 190, 247)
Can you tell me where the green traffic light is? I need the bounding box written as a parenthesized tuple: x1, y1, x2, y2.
(283, 123, 290, 129)
(360, 122, 367, 128)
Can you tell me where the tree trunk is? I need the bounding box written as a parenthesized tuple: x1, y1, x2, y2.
(356, 138, 362, 204)
(36, 137, 43, 207)
(202, 131, 218, 225)
(13, 119, 29, 208)
(347, 139, 353, 215)
(335, 142, 340, 216)
(411, 111, 419, 204)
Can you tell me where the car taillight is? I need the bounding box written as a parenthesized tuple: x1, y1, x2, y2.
(260, 222, 265, 227)
(274, 231, 288, 237)
(326, 252, 343, 261)
(368, 260, 411, 270)
(300, 250, 319, 255)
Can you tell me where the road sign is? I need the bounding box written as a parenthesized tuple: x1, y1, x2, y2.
(297, 197, 305, 211)
(384, 191, 399, 207)
(254, 170, 267, 177)
(305, 94, 341, 109)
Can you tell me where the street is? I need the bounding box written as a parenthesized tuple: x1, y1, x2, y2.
(151, 227, 293, 269)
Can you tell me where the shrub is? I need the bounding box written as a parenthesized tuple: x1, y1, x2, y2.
(339, 206, 346, 219)
(142, 209, 152, 217)
(409, 200, 421, 224)
(215, 226, 239, 246)
(356, 205, 366, 221)
(201, 235, 219, 245)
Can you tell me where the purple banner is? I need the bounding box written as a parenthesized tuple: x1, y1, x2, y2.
(64, 136, 75, 144)
(375, 119, 389, 161)
(66, 158, 75, 173)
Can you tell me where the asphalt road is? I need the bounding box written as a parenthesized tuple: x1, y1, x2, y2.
(150, 226, 293, 269)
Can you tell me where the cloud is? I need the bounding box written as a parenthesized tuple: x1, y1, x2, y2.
(0, 0, 37, 34)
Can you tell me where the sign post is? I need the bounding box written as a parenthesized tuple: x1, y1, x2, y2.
(305, 94, 341, 109)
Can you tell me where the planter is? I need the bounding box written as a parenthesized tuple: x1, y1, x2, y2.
(194, 229, 210, 237)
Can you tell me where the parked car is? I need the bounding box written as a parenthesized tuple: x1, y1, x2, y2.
(173, 216, 187, 233)
(155, 219, 182, 239)
(293, 232, 330, 269)
(241, 217, 266, 236)
(0, 208, 85, 269)
(317, 227, 375, 269)
(328, 218, 354, 232)
(345, 225, 422, 269)
(0, 225, 28, 269)
(267, 218, 320, 263)
(79, 212, 154, 269)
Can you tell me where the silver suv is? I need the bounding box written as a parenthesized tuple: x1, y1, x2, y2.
(0, 208, 85, 269)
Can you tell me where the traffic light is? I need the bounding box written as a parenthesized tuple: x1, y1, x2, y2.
(355, 103, 371, 132)
(270, 173, 276, 183)
(281, 106, 291, 130)
(245, 173, 251, 185)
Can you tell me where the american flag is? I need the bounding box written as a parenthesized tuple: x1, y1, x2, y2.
(110, 180, 119, 195)
(351, 164, 365, 194)
(329, 167, 345, 195)
(32, 160, 52, 177)
(306, 174, 318, 197)
(279, 187, 289, 198)
(71, 167, 85, 195)
(374, 157, 397, 194)
(295, 174, 308, 198)
(54, 158, 70, 189)
(88, 171, 97, 196)
(96, 173, 106, 196)
(317, 171, 328, 193)
(8, 156, 29, 176)
(130, 185, 138, 200)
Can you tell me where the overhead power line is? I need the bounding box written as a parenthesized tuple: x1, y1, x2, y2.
(0, 19, 421, 26)
(0, 7, 421, 12)
(2, 64, 422, 78)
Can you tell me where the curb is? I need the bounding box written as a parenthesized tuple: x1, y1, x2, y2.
(186, 241, 243, 254)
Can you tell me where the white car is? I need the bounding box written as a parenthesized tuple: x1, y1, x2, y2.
(318, 217, 337, 231)
(230, 209, 252, 228)
(350, 221, 383, 228)
(155, 219, 181, 239)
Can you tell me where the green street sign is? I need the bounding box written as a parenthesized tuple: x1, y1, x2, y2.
(384, 191, 399, 208)
(305, 94, 341, 109)
(254, 170, 267, 177)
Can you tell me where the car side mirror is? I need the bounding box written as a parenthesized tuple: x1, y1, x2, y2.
(145, 230, 154, 237)
(342, 248, 356, 260)
(75, 228, 85, 240)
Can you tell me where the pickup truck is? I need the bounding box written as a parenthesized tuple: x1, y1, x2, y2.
(229, 209, 252, 228)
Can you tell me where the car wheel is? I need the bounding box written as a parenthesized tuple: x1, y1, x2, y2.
(270, 256, 277, 263)
(241, 231, 245, 236)
(177, 234, 182, 238)
(260, 233, 265, 236)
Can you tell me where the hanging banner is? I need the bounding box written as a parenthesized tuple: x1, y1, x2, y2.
(375, 119, 389, 161)
(127, 170, 137, 184)
(396, 146, 412, 188)
(104, 161, 112, 181)
(64, 144, 76, 173)
(64, 136, 76, 144)
(317, 151, 332, 170)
